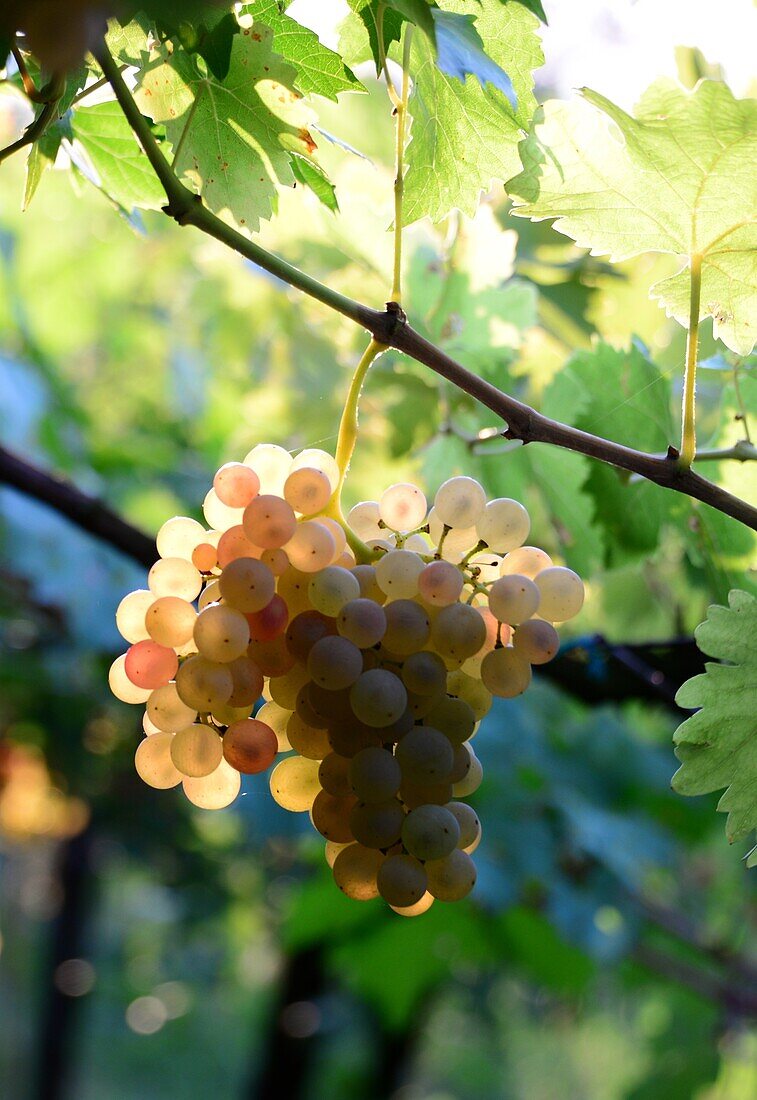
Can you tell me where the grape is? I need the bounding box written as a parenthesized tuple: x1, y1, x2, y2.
(227, 655, 264, 707)
(284, 467, 333, 515)
(148, 558, 202, 601)
(450, 742, 472, 783)
(182, 758, 241, 809)
(418, 560, 464, 606)
(199, 579, 221, 611)
(500, 545, 552, 579)
(349, 799, 404, 848)
(219, 557, 275, 613)
(193, 604, 250, 662)
(276, 567, 313, 617)
(256, 700, 292, 751)
(513, 619, 560, 664)
(400, 780, 454, 809)
(116, 589, 154, 644)
(390, 892, 434, 917)
(446, 801, 481, 850)
(216, 526, 261, 569)
(434, 476, 487, 528)
(259, 547, 290, 576)
(476, 497, 530, 552)
(337, 598, 386, 648)
(395, 726, 454, 783)
(175, 655, 233, 712)
(214, 462, 260, 508)
(156, 516, 207, 561)
(401, 651, 447, 697)
(307, 636, 363, 690)
(452, 751, 483, 796)
(375, 549, 425, 598)
(135, 732, 181, 789)
(404, 534, 432, 554)
(319, 753, 352, 797)
(377, 854, 427, 907)
(143, 712, 161, 735)
(445, 670, 492, 720)
(269, 756, 321, 811)
(170, 723, 223, 777)
(295, 682, 328, 729)
(109, 654, 151, 704)
(246, 594, 288, 643)
(223, 721, 279, 774)
(285, 521, 336, 572)
(192, 543, 218, 573)
(324, 841, 351, 868)
(480, 647, 531, 697)
(427, 509, 478, 561)
(327, 720, 382, 758)
(308, 566, 360, 617)
(285, 610, 335, 661)
(402, 804, 460, 861)
(248, 636, 296, 678)
(243, 443, 292, 495)
(406, 691, 437, 720)
(425, 849, 476, 901)
(351, 564, 386, 603)
(379, 483, 427, 532)
(382, 599, 430, 656)
(466, 552, 502, 584)
(211, 702, 252, 727)
(350, 669, 408, 727)
(426, 696, 476, 744)
(124, 640, 178, 690)
(461, 607, 501, 675)
(534, 567, 585, 622)
(333, 844, 385, 901)
(203, 489, 245, 532)
(430, 603, 487, 662)
(243, 495, 297, 549)
(488, 574, 540, 625)
(146, 683, 196, 732)
(347, 501, 383, 542)
(268, 663, 310, 710)
(311, 790, 355, 842)
(287, 712, 331, 760)
(349, 746, 401, 802)
(290, 448, 339, 492)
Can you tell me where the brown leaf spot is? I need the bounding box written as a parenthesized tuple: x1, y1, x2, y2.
(299, 129, 317, 155)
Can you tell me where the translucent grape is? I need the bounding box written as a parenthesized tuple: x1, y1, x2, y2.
(192, 543, 218, 573)
(243, 495, 297, 549)
(199, 579, 221, 611)
(333, 844, 384, 901)
(246, 594, 288, 643)
(390, 892, 434, 917)
(374, 549, 425, 598)
(452, 751, 482, 797)
(395, 726, 454, 783)
(219, 557, 275, 613)
(248, 636, 295, 678)
(446, 801, 481, 850)
(445, 670, 492, 721)
(308, 636, 363, 690)
(156, 516, 207, 561)
(182, 758, 241, 809)
(349, 799, 404, 848)
(351, 564, 385, 603)
(148, 558, 202, 601)
(324, 840, 351, 869)
(337, 598, 386, 648)
(434, 476, 486, 528)
(488, 574, 540, 625)
(268, 663, 310, 710)
(379, 483, 427, 532)
(480, 647, 531, 697)
(243, 443, 292, 495)
(427, 509, 478, 562)
(534, 566, 585, 622)
(259, 547, 290, 576)
(349, 746, 402, 802)
(426, 696, 476, 745)
(350, 669, 408, 728)
(216, 526, 261, 569)
(211, 702, 252, 727)
(227, 655, 264, 707)
(144, 596, 197, 648)
(170, 723, 223, 777)
(175, 655, 233, 712)
(311, 790, 355, 842)
(135, 732, 181, 789)
(146, 683, 196, 732)
(116, 589, 155, 644)
(347, 501, 383, 542)
(430, 603, 487, 662)
(143, 711, 161, 735)
(269, 756, 321, 811)
(404, 534, 432, 554)
(402, 804, 460, 861)
(286, 712, 331, 760)
(319, 752, 352, 797)
(418, 560, 464, 606)
(308, 566, 360, 617)
(109, 654, 151, 704)
(203, 489, 245, 533)
(193, 604, 250, 663)
(513, 619, 560, 664)
(476, 497, 530, 552)
(285, 521, 336, 572)
(223, 718, 278, 773)
(425, 849, 476, 901)
(324, 522, 349, 562)
(377, 854, 427, 907)
(285, 610, 335, 661)
(214, 462, 260, 508)
(381, 599, 430, 657)
(277, 567, 314, 617)
(500, 545, 552, 579)
(467, 552, 501, 584)
(124, 640, 178, 690)
(400, 780, 453, 810)
(290, 448, 339, 491)
(401, 651, 447, 697)
(256, 700, 292, 751)
(450, 742, 472, 784)
(284, 467, 333, 515)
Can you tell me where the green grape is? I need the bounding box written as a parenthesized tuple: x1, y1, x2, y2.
(401, 651, 447, 696)
(311, 790, 355, 842)
(350, 669, 408, 727)
(308, 636, 363, 690)
(374, 549, 425, 598)
(350, 799, 404, 848)
(284, 467, 333, 516)
(349, 746, 402, 802)
(534, 566, 585, 622)
(146, 683, 196, 732)
(337, 598, 387, 648)
(382, 599, 430, 655)
(269, 756, 321, 811)
(193, 604, 250, 663)
(426, 696, 476, 745)
(170, 723, 223, 778)
(488, 574, 540, 625)
(401, 804, 460, 861)
(395, 726, 454, 783)
(175, 655, 233, 712)
(446, 801, 481, 850)
(379, 482, 427, 532)
(116, 589, 154, 644)
(318, 753, 352, 797)
(377, 853, 427, 907)
(308, 566, 360, 617)
(476, 497, 530, 552)
(434, 476, 486, 528)
(219, 557, 275, 613)
(285, 521, 336, 572)
(135, 731, 181, 789)
(513, 619, 560, 664)
(500, 545, 552, 579)
(430, 603, 487, 662)
(480, 647, 532, 698)
(452, 751, 483, 797)
(182, 757, 241, 809)
(425, 849, 476, 901)
(333, 844, 385, 901)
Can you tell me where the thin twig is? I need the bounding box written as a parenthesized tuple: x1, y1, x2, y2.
(0, 72, 65, 166)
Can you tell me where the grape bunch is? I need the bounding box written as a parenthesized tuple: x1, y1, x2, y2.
(110, 443, 584, 915)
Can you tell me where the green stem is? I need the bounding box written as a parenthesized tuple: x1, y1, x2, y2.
(0, 72, 64, 165)
(334, 338, 386, 496)
(680, 253, 702, 467)
(732, 363, 752, 444)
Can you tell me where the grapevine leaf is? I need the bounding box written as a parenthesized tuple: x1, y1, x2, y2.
(432, 10, 517, 103)
(388, 0, 436, 40)
(403, 0, 542, 224)
(290, 153, 339, 212)
(508, 80, 757, 354)
(105, 17, 151, 64)
(672, 590, 757, 854)
(241, 1, 364, 100)
(23, 127, 63, 210)
(135, 24, 315, 232)
(68, 101, 166, 211)
(346, 0, 404, 73)
(507, 0, 547, 21)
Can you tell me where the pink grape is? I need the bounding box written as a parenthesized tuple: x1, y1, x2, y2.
(124, 640, 179, 690)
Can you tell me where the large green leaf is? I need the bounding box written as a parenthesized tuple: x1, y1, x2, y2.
(134, 22, 314, 231)
(403, 0, 542, 224)
(69, 101, 167, 211)
(672, 589, 757, 861)
(508, 80, 757, 354)
(242, 0, 364, 100)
